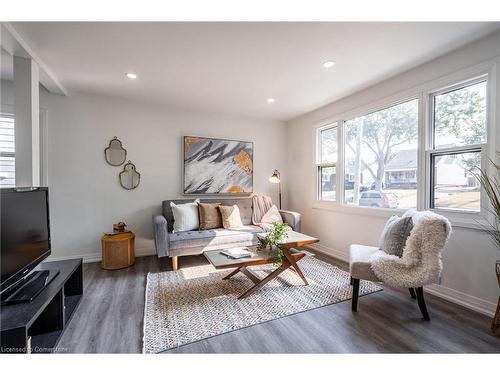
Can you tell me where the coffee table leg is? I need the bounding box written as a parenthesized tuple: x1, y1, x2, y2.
(282, 248, 308, 285)
(221, 250, 308, 299)
(222, 267, 242, 280)
(239, 267, 261, 284)
(237, 259, 291, 299)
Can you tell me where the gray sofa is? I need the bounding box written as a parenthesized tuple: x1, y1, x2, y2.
(152, 197, 301, 270)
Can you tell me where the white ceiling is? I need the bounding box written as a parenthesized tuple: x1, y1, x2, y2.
(10, 22, 500, 121)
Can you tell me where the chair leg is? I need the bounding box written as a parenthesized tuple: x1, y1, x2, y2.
(409, 288, 416, 299)
(352, 278, 360, 312)
(172, 256, 178, 271)
(415, 287, 430, 320)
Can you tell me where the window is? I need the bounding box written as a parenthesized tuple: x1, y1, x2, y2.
(313, 68, 492, 223)
(429, 79, 487, 212)
(316, 124, 337, 201)
(433, 81, 487, 149)
(343, 99, 419, 209)
(0, 112, 15, 187)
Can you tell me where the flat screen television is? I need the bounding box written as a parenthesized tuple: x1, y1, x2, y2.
(0, 187, 52, 299)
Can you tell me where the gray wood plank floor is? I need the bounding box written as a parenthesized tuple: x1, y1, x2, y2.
(56, 251, 500, 353)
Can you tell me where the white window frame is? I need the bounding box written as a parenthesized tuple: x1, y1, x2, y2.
(316, 123, 338, 202)
(339, 96, 420, 212)
(312, 59, 497, 229)
(0, 107, 15, 187)
(424, 74, 494, 219)
(0, 106, 49, 188)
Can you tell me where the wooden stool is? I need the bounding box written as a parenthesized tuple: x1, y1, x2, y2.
(101, 232, 135, 270)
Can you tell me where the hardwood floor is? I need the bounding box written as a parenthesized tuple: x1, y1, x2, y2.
(56, 251, 500, 353)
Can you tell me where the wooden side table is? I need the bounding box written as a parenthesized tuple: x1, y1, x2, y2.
(101, 232, 135, 270)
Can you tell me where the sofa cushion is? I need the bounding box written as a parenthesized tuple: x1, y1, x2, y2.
(162, 198, 253, 231)
(219, 205, 244, 229)
(169, 225, 264, 251)
(261, 204, 283, 224)
(170, 199, 200, 233)
(198, 202, 222, 230)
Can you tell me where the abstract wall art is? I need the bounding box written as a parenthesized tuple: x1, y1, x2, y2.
(183, 136, 253, 194)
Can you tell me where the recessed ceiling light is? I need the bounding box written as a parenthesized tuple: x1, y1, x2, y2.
(323, 61, 335, 68)
(267, 97, 275, 104)
(126, 73, 137, 79)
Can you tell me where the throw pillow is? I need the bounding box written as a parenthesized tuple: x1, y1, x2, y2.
(170, 199, 200, 233)
(378, 215, 413, 257)
(378, 215, 399, 249)
(218, 205, 244, 229)
(198, 202, 222, 230)
(260, 205, 283, 224)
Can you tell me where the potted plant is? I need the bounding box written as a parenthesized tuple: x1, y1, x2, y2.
(474, 153, 500, 335)
(256, 222, 290, 266)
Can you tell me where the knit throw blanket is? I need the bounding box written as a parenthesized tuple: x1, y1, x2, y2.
(252, 195, 273, 225)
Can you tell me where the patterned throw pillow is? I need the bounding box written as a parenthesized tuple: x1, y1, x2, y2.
(378, 215, 413, 257)
(218, 205, 244, 229)
(198, 202, 222, 230)
(170, 199, 200, 233)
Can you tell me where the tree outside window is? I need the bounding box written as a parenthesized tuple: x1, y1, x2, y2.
(317, 125, 337, 201)
(430, 80, 487, 212)
(343, 99, 419, 209)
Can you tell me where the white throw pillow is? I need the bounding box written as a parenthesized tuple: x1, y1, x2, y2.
(170, 199, 200, 232)
(260, 205, 283, 224)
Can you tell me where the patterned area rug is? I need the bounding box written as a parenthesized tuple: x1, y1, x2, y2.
(143, 254, 382, 353)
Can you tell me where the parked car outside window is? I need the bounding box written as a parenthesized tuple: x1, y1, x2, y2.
(359, 190, 399, 208)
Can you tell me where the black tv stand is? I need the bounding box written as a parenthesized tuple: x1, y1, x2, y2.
(1, 269, 60, 306)
(0, 259, 82, 354)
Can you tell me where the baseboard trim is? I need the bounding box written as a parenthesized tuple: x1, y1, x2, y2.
(47, 248, 156, 264)
(308, 243, 348, 262)
(424, 284, 496, 318)
(308, 243, 496, 317)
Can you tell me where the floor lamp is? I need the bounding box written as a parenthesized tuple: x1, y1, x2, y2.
(269, 170, 282, 209)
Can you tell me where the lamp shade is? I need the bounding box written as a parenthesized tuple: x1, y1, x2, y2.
(269, 170, 280, 184)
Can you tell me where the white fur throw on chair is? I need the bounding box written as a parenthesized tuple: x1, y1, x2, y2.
(369, 210, 452, 288)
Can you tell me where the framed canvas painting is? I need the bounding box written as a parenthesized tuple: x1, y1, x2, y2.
(183, 136, 253, 194)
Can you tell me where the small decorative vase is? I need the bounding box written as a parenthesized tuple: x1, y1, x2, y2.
(492, 260, 500, 336)
(113, 221, 127, 233)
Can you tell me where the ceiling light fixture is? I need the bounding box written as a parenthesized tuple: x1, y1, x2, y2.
(267, 97, 275, 104)
(126, 73, 137, 79)
(323, 61, 335, 68)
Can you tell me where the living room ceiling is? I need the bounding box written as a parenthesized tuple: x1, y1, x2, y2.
(9, 22, 500, 121)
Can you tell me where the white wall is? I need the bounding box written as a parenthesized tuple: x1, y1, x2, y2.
(40, 91, 287, 262)
(1, 79, 14, 106)
(286, 30, 500, 316)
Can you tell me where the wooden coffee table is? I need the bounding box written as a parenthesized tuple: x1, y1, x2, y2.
(204, 231, 319, 299)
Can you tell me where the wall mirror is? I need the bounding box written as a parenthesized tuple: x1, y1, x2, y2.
(119, 161, 141, 190)
(104, 137, 127, 166)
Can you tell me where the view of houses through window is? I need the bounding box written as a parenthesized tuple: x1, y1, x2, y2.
(343, 99, 419, 209)
(316, 77, 488, 214)
(430, 80, 487, 212)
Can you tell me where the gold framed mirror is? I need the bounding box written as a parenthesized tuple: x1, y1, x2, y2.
(104, 137, 127, 166)
(119, 161, 141, 190)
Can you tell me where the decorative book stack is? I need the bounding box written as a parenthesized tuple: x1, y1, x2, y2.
(220, 247, 252, 259)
